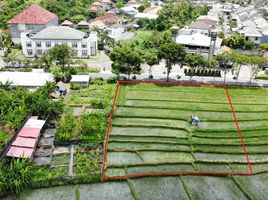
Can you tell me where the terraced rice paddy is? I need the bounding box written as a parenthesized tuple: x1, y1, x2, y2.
(103, 82, 268, 178)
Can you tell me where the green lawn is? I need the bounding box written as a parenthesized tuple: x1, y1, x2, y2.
(104, 83, 268, 177)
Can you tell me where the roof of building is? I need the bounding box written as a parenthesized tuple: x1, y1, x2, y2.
(71, 75, 90, 82)
(0, 72, 54, 87)
(77, 21, 90, 26)
(89, 13, 123, 26)
(243, 25, 262, 37)
(135, 12, 158, 19)
(6, 116, 46, 159)
(9, 5, 57, 24)
(176, 32, 222, 48)
(189, 19, 217, 30)
(143, 6, 162, 14)
(61, 20, 73, 26)
(238, 13, 250, 22)
(32, 26, 86, 40)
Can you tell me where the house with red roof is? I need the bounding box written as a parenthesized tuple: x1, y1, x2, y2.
(8, 5, 58, 44)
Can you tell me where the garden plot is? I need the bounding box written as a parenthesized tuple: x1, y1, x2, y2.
(104, 82, 264, 179)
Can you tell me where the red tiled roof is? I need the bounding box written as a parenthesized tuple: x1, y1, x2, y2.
(89, 13, 123, 26)
(9, 5, 57, 25)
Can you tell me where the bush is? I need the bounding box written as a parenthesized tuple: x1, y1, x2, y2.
(55, 113, 76, 141)
(70, 83, 82, 90)
(0, 159, 34, 195)
(79, 113, 107, 143)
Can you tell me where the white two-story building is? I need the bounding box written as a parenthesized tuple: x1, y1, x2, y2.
(21, 26, 97, 58)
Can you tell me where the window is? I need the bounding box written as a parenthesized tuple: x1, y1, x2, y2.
(82, 50, 88, 57)
(26, 41, 32, 47)
(37, 49, 42, 55)
(54, 42, 59, 46)
(36, 41, 41, 47)
(90, 42, 97, 56)
(26, 49, 33, 56)
(82, 43, 87, 48)
(72, 42, 77, 48)
(62, 42, 68, 45)
(255, 37, 259, 41)
(46, 42, 51, 48)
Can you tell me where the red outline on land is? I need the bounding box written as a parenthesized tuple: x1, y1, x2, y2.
(101, 80, 253, 180)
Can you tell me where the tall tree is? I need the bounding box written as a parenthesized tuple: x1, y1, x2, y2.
(215, 52, 231, 83)
(49, 44, 74, 72)
(158, 41, 186, 81)
(247, 56, 266, 84)
(109, 44, 142, 79)
(143, 52, 159, 78)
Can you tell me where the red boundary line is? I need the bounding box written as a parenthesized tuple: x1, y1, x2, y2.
(101, 80, 253, 180)
(224, 85, 253, 175)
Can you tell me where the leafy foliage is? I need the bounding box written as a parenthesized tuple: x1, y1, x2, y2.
(79, 113, 107, 143)
(138, 2, 208, 31)
(223, 33, 255, 50)
(0, 83, 63, 140)
(0, 159, 34, 195)
(55, 112, 76, 141)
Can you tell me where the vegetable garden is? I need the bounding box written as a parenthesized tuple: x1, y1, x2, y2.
(103, 81, 268, 179)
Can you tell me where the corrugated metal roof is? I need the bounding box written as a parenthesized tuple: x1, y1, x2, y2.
(6, 116, 45, 159)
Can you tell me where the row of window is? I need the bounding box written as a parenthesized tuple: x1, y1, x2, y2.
(26, 41, 88, 48)
(26, 49, 89, 56)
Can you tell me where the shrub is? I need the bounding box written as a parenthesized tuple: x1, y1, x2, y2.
(0, 159, 34, 195)
(71, 83, 82, 90)
(55, 113, 76, 141)
(79, 113, 107, 143)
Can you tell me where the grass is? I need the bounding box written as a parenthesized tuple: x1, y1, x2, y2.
(104, 83, 268, 177)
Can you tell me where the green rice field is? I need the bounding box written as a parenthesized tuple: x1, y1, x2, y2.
(104, 83, 268, 177)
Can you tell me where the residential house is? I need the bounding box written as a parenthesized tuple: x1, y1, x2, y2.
(108, 24, 135, 41)
(77, 21, 90, 29)
(174, 29, 222, 59)
(89, 13, 124, 29)
(188, 18, 219, 36)
(100, 0, 114, 11)
(21, 26, 97, 58)
(134, 12, 158, 19)
(90, 2, 104, 12)
(8, 5, 58, 44)
(240, 25, 262, 44)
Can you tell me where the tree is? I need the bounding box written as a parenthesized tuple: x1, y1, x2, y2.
(158, 41, 186, 81)
(184, 54, 207, 80)
(215, 52, 231, 83)
(143, 52, 159, 78)
(247, 56, 266, 84)
(109, 44, 142, 79)
(49, 44, 74, 72)
(38, 51, 52, 70)
(260, 43, 268, 51)
(223, 33, 255, 50)
(0, 32, 12, 57)
(229, 51, 247, 84)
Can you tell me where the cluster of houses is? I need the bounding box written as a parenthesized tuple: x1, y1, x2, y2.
(232, 6, 268, 44)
